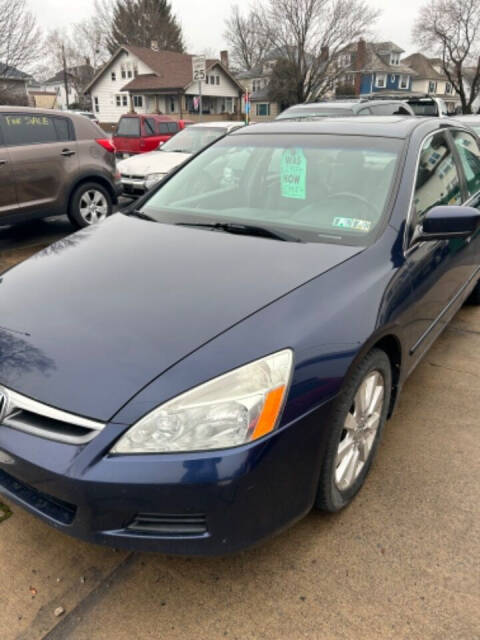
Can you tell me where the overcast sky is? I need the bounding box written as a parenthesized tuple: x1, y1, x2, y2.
(29, 0, 422, 57)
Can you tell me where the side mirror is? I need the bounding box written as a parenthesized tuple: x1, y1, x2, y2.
(413, 205, 480, 242)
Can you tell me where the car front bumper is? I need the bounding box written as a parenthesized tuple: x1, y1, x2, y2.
(120, 176, 146, 197)
(0, 400, 333, 555)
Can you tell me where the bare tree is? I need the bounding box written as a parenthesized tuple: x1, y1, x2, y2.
(226, 0, 379, 104)
(73, 17, 110, 71)
(414, 0, 480, 113)
(224, 5, 270, 71)
(0, 0, 40, 73)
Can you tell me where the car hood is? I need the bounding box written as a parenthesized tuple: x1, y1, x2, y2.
(0, 214, 363, 421)
(118, 151, 191, 176)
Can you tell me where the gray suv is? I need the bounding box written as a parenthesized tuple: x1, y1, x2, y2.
(0, 107, 122, 229)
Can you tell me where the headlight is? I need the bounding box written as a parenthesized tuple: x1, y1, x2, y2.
(110, 349, 293, 454)
(144, 173, 165, 189)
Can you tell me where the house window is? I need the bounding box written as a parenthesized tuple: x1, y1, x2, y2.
(128, 69, 133, 78)
(375, 73, 386, 88)
(428, 80, 437, 93)
(445, 82, 452, 94)
(111, 71, 116, 81)
(133, 95, 143, 108)
(121, 67, 126, 79)
(399, 75, 409, 89)
(210, 75, 215, 84)
(340, 54, 351, 67)
(390, 53, 400, 65)
(116, 95, 121, 107)
(205, 75, 209, 84)
(170, 97, 175, 112)
(255, 103, 270, 117)
(94, 96, 99, 113)
(122, 95, 128, 106)
(134, 65, 138, 77)
(216, 75, 220, 85)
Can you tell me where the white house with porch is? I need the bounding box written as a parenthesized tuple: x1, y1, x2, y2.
(85, 46, 244, 125)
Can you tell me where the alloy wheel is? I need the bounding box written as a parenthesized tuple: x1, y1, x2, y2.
(79, 189, 108, 225)
(334, 370, 385, 491)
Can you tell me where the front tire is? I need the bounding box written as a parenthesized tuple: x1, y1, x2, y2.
(68, 182, 112, 229)
(315, 348, 392, 512)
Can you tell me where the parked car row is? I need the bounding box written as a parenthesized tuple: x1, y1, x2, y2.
(117, 121, 245, 196)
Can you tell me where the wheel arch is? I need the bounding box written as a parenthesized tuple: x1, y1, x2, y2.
(67, 173, 116, 215)
(342, 329, 403, 419)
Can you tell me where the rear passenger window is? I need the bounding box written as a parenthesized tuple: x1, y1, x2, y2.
(167, 122, 179, 134)
(412, 132, 461, 232)
(53, 117, 72, 142)
(451, 130, 480, 197)
(0, 114, 61, 145)
(158, 123, 170, 134)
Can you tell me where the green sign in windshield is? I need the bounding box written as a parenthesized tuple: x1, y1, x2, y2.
(281, 148, 307, 199)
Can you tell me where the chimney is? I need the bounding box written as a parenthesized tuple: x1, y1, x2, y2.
(320, 46, 329, 63)
(151, 40, 159, 52)
(220, 50, 229, 69)
(355, 39, 367, 96)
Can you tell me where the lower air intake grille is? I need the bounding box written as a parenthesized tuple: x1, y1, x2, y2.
(127, 513, 208, 536)
(0, 469, 77, 525)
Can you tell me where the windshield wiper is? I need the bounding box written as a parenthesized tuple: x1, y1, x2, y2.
(129, 209, 157, 222)
(176, 222, 301, 242)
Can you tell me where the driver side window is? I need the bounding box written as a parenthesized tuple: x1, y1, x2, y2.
(410, 132, 461, 239)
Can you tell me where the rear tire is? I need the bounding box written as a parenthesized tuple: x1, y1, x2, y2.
(315, 348, 392, 512)
(68, 182, 112, 229)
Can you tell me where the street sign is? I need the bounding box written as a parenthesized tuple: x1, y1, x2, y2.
(192, 56, 206, 82)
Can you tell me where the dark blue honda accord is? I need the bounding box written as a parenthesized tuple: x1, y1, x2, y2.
(1, 116, 479, 554)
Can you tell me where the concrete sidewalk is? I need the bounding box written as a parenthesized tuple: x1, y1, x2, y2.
(0, 246, 478, 639)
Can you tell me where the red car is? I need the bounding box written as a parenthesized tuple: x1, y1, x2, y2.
(113, 114, 193, 158)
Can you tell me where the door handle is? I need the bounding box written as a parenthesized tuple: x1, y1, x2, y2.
(61, 149, 76, 157)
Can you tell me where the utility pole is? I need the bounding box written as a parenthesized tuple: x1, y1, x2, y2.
(62, 44, 70, 110)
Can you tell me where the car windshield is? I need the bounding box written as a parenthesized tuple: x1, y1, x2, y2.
(277, 107, 354, 120)
(139, 134, 403, 246)
(159, 126, 228, 153)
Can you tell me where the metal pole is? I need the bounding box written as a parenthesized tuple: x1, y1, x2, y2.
(198, 80, 202, 122)
(62, 44, 70, 110)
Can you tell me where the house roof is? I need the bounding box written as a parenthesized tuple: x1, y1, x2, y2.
(250, 86, 270, 101)
(0, 63, 30, 80)
(402, 53, 445, 80)
(85, 46, 244, 95)
(343, 41, 416, 76)
(45, 64, 94, 85)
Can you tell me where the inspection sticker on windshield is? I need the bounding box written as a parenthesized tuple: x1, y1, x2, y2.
(281, 148, 307, 200)
(332, 217, 372, 232)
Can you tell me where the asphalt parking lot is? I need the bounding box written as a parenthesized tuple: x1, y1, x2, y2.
(0, 217, 479, 640)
